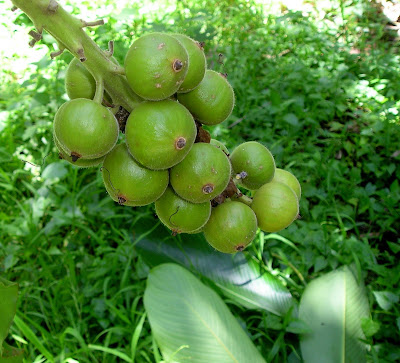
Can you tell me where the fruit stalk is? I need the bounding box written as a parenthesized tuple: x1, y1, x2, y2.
(11, 0, 141, 112)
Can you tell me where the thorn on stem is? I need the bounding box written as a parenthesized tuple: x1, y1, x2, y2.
(81, 19, 105, 28)
(11, 6, 18, 11)
(29, 39, 37, 47)
(47, 0, 59, 13)
(29, 30, 42, 41)
(77, 48, 86, 62)
(107, 40, 114, 56)
(50, 49, 64, 59)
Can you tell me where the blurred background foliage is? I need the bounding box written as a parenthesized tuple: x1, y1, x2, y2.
(0, 0, 399, 361)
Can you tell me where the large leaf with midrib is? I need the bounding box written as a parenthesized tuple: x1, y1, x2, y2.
(299, 266, 370, 363)
(135, 219, 294, 316)
(144, 263, 266, 363)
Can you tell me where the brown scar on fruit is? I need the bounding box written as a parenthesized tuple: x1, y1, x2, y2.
(117, 195, 127, 205)
(70, 151, 82, 162)
(158, 42, 165, 49)
(175, 137, 186, 150)
(154, 73, 161, 79)
(173, 59, 183, 72)
(202, 183, 214, 194)
(155, 83, 162, 88)
(198, 41, 205, 49)
(235, 244, 245, 252)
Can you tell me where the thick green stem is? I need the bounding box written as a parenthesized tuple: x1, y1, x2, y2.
(11, 0, 142, 112)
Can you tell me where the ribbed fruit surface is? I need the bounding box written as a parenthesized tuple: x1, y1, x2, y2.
(230, 141, 275, 190)
(125, 100, 196, 170)
(170, 143, 231, 203)
(177, 70, 235, 125)
(54, 99, 119, 159)
(203, 201, 258, 254)
(54, 131, 105, 167)
(251, 181, 299, 232)
(155, 186, 211, 233)
(210, 138, 229, 155)
(272, 168, 301, 200)
(65, 58, 96, 100)
(102, 143, 169, 206)
(172, 34, 206, 93)
(124, 32, 188, 100)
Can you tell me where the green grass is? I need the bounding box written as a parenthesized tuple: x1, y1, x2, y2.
(1, 0, 400, 361)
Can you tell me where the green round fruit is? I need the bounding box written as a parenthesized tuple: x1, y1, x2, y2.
(203, 201, 257, 253)
(170, 143, 231, 203)
(54, 131, 105, 167)
(124, 32, 189, 100)
(251, 181, 299, 233)
(155, 186, 211, 234)
(171, 34, 206, 93)
(54, 99, 119, 160)
(102, 143, 169, 206)
(273, 168, 301, 200)
(210, 139, 229, 155)
(177, 70, 235, 125)
(125, 100, 196, 170)
(65, 58, 96, 100)
(230, 141, 275, 190)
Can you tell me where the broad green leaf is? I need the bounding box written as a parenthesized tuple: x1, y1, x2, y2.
(135, 220, 293, 316)
(144, 263, 266, 363)
(299, 266, 370, 363)
(0, 277, 18, 353)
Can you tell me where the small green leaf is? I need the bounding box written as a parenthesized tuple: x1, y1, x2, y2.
(361, 317, 380, 337)
(144, 263, 266, 363)
(373, 291, 399, 311)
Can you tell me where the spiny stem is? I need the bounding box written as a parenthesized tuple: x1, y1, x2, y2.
(81, 19, 104, 28)
(10, 0, 142, 112)
(106, 40, 114, 56)
(29, 29, 42, 41)
(50, 47, 65, 59)
(93, 77, 105, 104)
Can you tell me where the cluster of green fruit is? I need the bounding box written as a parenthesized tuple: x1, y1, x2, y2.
(53, 32, 301, 254)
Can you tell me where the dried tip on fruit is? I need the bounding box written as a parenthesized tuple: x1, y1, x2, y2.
(235, 171, 248, 180)
(70, 152, 81, 162)
(118, 196, 127, 205)
(198, 41, 205, 49)
(175, 137, 186, 150)
(235, 244, 245, 252)
(173, 59, 183, 72)
(297, 214, 302, 220)
(11, 6, 18, 11)
(202, 184, 214, 194)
